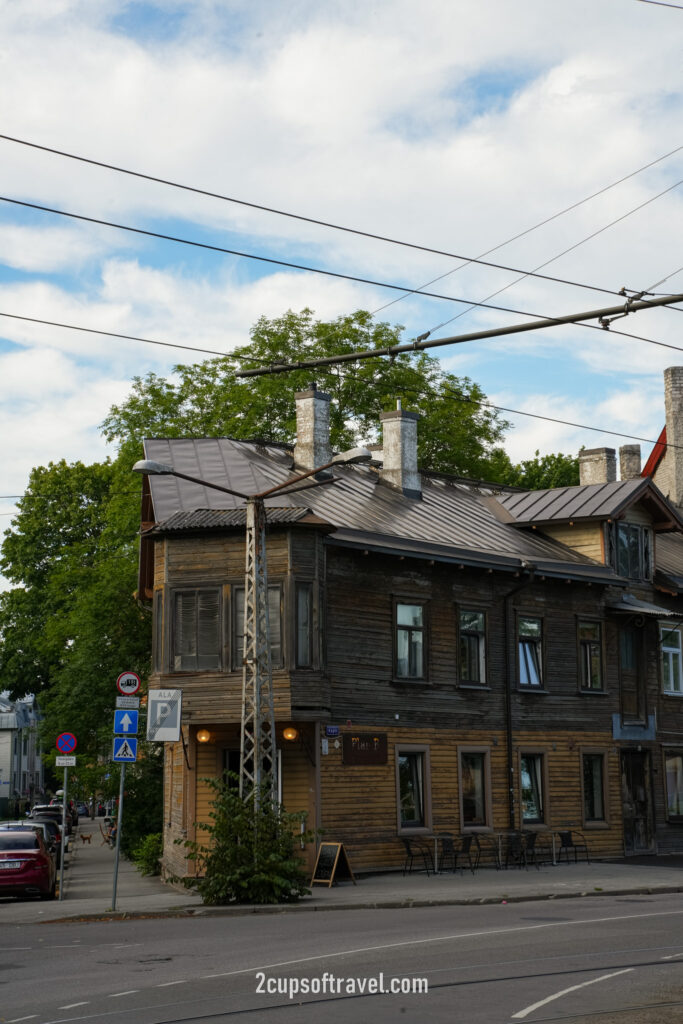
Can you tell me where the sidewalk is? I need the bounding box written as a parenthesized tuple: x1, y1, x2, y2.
(2, 817, 682, 925)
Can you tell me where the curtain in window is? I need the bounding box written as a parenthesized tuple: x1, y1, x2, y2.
(521, 754, 544, 823)
(398, 753, 424, 827)
(519, 618, 542, 686)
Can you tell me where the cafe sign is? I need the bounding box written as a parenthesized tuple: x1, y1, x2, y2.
(342, 732, 387, 765)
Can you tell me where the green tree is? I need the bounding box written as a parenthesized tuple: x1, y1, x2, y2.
(102, 309, 511, 479)
(501, 449, 580, 490)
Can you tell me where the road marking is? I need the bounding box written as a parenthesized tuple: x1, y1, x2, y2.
(156, 980, 186, 986)
(200, 907, 683, 981)
(4, 946, 32, 950)
(6, 1017, 37, 1022)
(662, 952, 683, 960)
(511, 968, 633, 1019)
(58, 1003, 89, 1009)
(108, 990, 139, 997)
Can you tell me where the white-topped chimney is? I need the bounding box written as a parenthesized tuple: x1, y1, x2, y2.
(294, 385, 331, 471)
(579, 447, 616, 486)
(379, 401, 421, 498)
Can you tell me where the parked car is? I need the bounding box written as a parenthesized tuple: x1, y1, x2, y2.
(0, 829, 56, 900)
(49, 798, 78, 827)
(76, 802, 89, 819)
(0, 822, 58, 863)
(30, 816, 69, 861)
(31, 805, 73, 835)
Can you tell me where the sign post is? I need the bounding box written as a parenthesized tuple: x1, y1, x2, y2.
(111, 673, 140, 911)
(55, 733, 77, 901)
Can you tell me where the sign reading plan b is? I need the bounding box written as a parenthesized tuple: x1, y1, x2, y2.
(147, 690, 182, 742)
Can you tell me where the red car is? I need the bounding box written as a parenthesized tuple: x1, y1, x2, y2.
(0, 829, 56, 900)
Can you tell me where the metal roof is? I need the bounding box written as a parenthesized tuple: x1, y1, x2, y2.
(606, 593, 679, 618)
(497, 478, 649, 524)
(142, 437, 625, 583)
(154, 507, 316, 532)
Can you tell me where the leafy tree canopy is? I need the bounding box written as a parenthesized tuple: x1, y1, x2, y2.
(102, 309, 512, 479)
(503, 449, 579, 490)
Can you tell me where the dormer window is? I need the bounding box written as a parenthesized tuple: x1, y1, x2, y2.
(610, 522, 652, 581)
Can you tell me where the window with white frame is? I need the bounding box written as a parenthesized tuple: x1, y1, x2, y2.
(459, 609, 486, 684)
(661, 624, 683, 694)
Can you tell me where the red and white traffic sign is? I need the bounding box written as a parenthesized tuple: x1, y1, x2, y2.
(116, 671, 141, 696)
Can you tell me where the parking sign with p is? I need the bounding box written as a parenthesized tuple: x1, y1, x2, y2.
(147, 689, 182, 741)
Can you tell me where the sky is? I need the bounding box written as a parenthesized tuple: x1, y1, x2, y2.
(1, 0, 682, 534)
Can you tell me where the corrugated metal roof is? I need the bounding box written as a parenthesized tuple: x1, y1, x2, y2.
(155, 507, 315, 531)
(143, 437, 625, 583)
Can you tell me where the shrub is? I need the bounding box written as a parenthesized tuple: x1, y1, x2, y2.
(177, 775, 314, 905)
(132, 832, 163, 875)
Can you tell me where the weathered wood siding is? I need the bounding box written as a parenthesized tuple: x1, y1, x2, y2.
(541, 523, 604, 563)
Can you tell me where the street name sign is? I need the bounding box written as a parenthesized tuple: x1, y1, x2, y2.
(114, 709, 139, 734)
(56, 756, 76, 767)
(147, 690, 182, 742)
(112, 737, 138, 762)
(116, 671, 141, 695)
(116, 695, 140, 709)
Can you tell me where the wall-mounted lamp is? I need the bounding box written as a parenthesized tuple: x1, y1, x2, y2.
(196, 728, 211, 744)
(283, 727, 299, 742)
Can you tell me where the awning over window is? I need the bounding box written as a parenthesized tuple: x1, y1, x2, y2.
(606, 593, 679, 618)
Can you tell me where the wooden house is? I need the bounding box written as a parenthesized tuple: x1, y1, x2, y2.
(136, 385, 683, 877)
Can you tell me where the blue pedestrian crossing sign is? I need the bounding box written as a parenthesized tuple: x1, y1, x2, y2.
(114, 710, 139, 735)
(112, 737, 138, 762)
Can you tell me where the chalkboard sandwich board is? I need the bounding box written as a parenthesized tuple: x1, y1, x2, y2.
(311, 842, 356, 887)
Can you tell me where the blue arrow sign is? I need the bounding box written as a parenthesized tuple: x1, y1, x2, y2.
(114, 709, 139, 735)
(112, 737, 138, 762)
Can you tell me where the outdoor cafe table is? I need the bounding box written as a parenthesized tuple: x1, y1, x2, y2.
(489, 830, 558, 867)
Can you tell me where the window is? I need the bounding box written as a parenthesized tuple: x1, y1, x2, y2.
(459, 609, 486, 684)
(460, 750, 490, 828)
(232, 585, 282, 670)
(395, 601, 426, 679)
(520, 753, 545, 824)
(665, 752, 683, 818)
(579, 621, 603, 691)
(173, 589, 221, 671)
(582, 752, 607, 823)
(295, 583, 313, 668)
(610, 522, 652, 580)
(396, 748, 430, 830)
(661, 624, 683, 694)
(518, 616, 543, 687)
(619, 624, 646, 721)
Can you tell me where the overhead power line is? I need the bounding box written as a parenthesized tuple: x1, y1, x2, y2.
(4, 131, 679, 300)
(237, 292, 683, 377)
(336, 362, 683, 454)
(0, 195, 629, 322)
(635, 0, 683, 8)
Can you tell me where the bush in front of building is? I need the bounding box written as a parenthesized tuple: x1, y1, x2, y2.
(177, 775, 314, 905)
(132, 832, 163, 875)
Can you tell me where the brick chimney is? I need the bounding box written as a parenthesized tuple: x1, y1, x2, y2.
(579, 447, 617, 486)
(662, 366, 683, 507)
(294, 385, 331, 471)
(379, 402, 421, 498)
(619, 444, 641, 480)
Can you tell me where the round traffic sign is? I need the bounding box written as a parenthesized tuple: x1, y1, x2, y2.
(56, 732, 77, 754)
(116, 671, 141, 695)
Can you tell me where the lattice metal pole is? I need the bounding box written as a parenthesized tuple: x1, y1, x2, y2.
(240, 496, 278, 810)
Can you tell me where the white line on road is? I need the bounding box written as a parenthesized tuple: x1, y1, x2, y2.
(58, 1003, 89, 1009)
(156, 980, 186, 987)
(200, 907, 683, 980)
(511, 968, 634, 1020)
(6, 1016, 37, 1022)
(662, 952, 683, 960)
(108, 990, 139, 997)
(4, 946, 32, 950)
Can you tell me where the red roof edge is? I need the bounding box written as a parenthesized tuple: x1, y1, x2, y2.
(642, 425, 667, 477)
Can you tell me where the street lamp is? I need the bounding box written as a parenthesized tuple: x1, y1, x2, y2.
(133, 446, 371, 809)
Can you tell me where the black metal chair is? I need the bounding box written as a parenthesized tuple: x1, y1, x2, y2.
(441, 834, 480, 874)
(556, 830, 590, 864)
(401, 837, 434, 875)
(521, 831, 543, 870)
(505, 832, 528, 869)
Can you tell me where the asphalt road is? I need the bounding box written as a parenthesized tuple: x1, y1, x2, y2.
(2, 893, 683, 1023)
